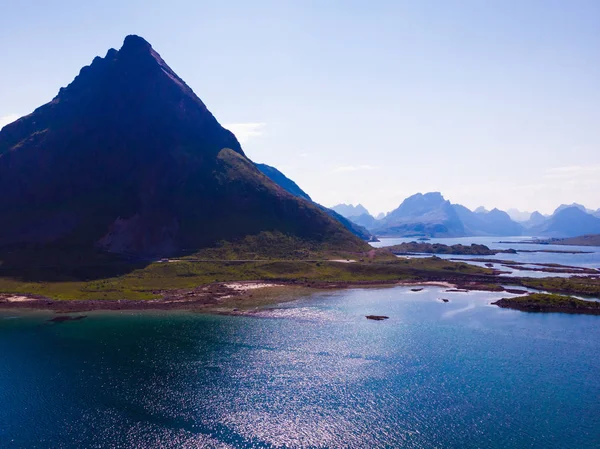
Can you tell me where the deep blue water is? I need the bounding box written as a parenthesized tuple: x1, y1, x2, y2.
(1, 287, 599, 448)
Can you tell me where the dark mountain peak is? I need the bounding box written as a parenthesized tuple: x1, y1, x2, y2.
(1, 34, 243, 159)
(122, 34, 152, 52)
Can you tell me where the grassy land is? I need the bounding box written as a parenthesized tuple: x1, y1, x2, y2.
(0, 254, 490, 301)
(493, 293, 600, 315)
(2, 237, 599, 304)
(519, 277, 600, 297)
(387, 242, 504, 256)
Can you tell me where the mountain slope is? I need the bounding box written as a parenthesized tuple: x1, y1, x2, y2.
(255, 163, 312, 202)
(0, 35, 367, 256)
(255, 163, 375, 241)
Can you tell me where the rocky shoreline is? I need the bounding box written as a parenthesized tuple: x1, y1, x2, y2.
(0, 278, 495, 313)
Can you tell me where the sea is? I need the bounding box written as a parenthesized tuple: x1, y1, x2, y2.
(372, 236, 600, 278)
(1, 284, 599, 448)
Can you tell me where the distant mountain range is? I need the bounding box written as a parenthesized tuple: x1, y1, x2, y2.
(331, 204, 370, 218)
(330, 193, 600, 238)
(0, 35, 368, 257)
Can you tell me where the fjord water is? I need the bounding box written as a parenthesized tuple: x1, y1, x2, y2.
(1, 287, 599, 448)
(373, 236, 600, 275)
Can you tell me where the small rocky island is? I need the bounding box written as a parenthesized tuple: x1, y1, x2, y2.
(366, 315, 389, 321)
(493, 293, 600, 315)
(387, 242, 515, 256)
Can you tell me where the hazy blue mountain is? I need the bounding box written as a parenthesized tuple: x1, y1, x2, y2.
(595, 209, 600, 218)
(374, 192, 465, 237)
(331, 204, 370, 218)
(453, 205, 523, 236)
(554, 203, 591, 215)
(522, 211, 548, 228)
(255, 163, 375, 241)
(474, 206, 489, 214)
(347, 213, 378, 231)
(376, 212, 386, 220)
(506, 208, 532, 222)
(0, 35, 367, 256)
(531, 206, 600, 237)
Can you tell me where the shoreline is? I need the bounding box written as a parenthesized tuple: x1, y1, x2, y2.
(0, 279, 462, 313)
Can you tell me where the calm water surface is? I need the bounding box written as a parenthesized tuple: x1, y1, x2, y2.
(373, 236, 600, 277)
(1, 286, 599, 448)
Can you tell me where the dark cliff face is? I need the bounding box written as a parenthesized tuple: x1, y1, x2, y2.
(0, 35, 366, 256)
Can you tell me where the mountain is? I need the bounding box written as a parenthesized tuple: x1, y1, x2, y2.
(553, 203, 591, 215)
(0, 35, 367, 257)
(531, 206, 600, 237)
(374, 192, 465, 237)
(506, 208, 532, 222)
(595, 209, 600, 218)
(522, 211, 547, 228)
(474, 206, 489, 214)
(331, 204, 370, 218)
(255, 164, 375, 241)
(453, 205, 523, 236)
(346, 213, 378, 230)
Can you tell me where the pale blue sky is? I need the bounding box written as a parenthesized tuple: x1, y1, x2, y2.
(1, 0, 599, 215)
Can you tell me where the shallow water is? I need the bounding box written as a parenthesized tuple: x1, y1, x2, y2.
(1, 286, 599, 448)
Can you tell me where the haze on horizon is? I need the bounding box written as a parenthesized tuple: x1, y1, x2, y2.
(1, 0, 598, 216)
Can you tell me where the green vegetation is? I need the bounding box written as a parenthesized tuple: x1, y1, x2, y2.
(387, 242, 510, 256)
(494, 293, 600, 315)
(0, 251, 490, 301)
(519, 277, 600, 297)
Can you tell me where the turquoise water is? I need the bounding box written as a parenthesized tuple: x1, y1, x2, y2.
(1, 286, 599, 448)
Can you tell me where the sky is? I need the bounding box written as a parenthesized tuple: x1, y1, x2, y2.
(1, 0, 599, 216)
